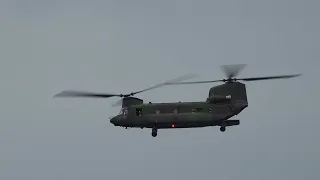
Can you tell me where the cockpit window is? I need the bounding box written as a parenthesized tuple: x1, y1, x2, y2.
(119, 108, 128, 115)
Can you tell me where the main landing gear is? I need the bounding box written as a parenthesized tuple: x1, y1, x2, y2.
(220, 121, 226, 132)
(152, 127, 157, 137)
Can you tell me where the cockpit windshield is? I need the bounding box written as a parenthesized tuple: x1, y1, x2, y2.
(119, 108, 128, 115)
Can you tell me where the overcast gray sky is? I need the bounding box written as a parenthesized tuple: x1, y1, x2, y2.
(0, 0, 319, 179)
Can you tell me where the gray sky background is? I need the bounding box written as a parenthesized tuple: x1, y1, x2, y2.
(0, 0, 319, 179)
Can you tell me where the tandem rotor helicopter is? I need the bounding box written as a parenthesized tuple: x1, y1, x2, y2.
(54, 64, 301, 137)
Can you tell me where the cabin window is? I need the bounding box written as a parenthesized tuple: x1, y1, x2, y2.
(173, 108, 178, 113)
(192, 109, 195, 113)
(156, 110, 160, 114)
(136, 108, 142, 116)
(196, 108, 202, 112)
(209, 108, 212, 112)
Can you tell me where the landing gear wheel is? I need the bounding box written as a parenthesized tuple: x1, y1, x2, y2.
(152, 128, 158, 137)
(152, 131, 157, 137)
(220, 126, 226, 132)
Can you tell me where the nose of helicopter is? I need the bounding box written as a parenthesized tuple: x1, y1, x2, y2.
(110, 115, 121, 126)
(110, 116, 117, 125)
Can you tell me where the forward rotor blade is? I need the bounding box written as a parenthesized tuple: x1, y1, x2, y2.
(54, 73, 198, 99)
(54, 90, 123, 98)
(239, 74, 302, 81)
(220, 64, 247, 78)
(130, 73, 198, 95)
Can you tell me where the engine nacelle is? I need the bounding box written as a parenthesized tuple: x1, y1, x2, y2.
(206, 94, 231, 103)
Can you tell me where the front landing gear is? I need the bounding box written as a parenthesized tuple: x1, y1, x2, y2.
(152, 128, 158, 137)
(220, 126, 226, 132)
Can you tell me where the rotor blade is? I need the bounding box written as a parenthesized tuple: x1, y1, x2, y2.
(53, 74, 198, 99)
(220, 64, 247, 78)
(130, 73, 198, 95)
(161, 74, 302, 85)
(164, 79, 223, 85)
(238, 74, 302, 81)
(54, 90, 123, 98)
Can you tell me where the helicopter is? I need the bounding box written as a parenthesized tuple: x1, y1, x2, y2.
(54, 64, 301, 137)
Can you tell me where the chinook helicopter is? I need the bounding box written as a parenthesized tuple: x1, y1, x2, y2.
(54, 64, 301, 137)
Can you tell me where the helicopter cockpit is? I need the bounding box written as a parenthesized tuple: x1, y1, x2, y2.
(118, 107, 128, 115)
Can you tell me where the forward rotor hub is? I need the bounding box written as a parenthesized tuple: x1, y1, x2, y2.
(223, 78, 237, 82)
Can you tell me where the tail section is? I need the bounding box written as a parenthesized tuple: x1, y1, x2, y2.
(207, 82, 248, 104)
(207, 82, 248, 117)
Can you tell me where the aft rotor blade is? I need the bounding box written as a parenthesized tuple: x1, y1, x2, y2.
(162, 74, 301, 85)
(54, 90, 123, 98)
(164, 79, 223, 85)
(238, 74, 302, 81)
(130, 73, 198, 95)
(220, 64, 247, 78)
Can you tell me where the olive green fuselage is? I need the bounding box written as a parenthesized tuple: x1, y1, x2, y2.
(110, 101, 247, 129)
(110, 82, 248, 132)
